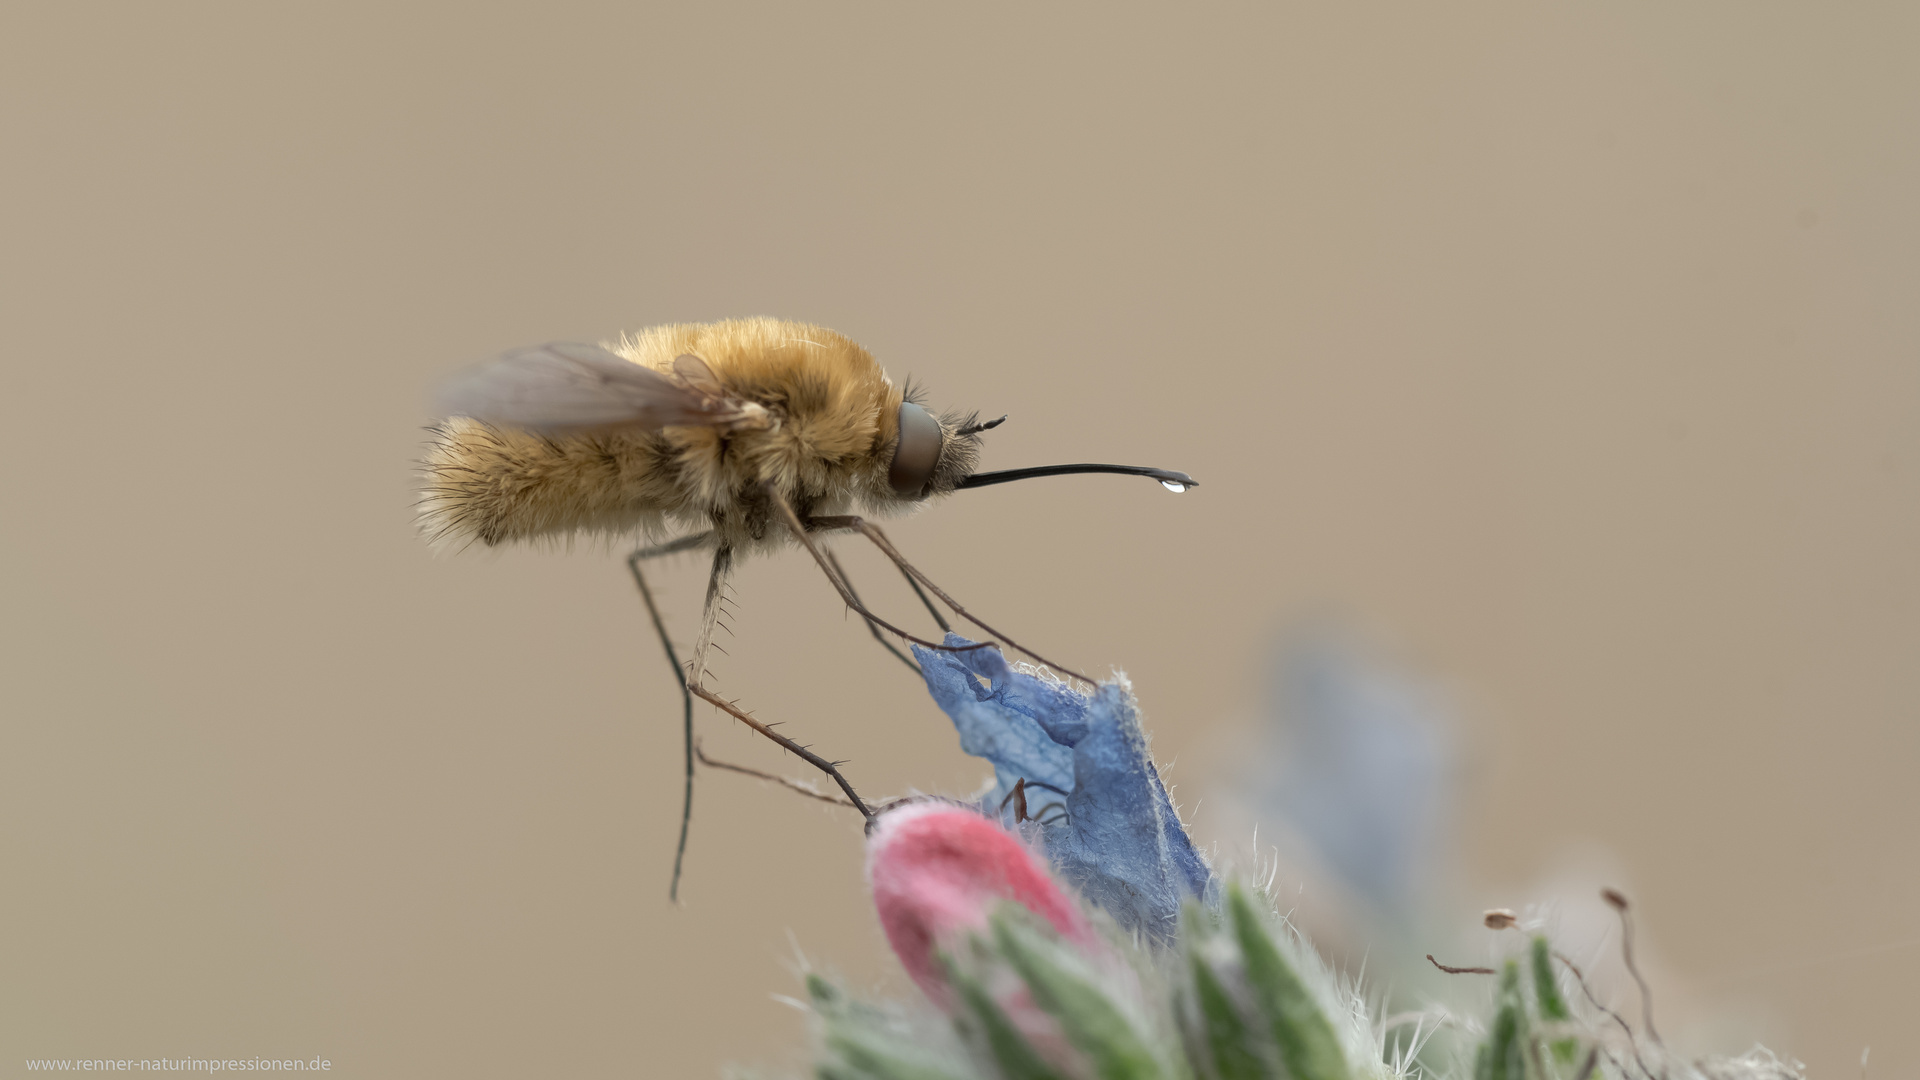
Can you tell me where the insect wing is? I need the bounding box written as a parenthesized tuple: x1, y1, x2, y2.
(671, 353, 728, 397)
(436, 342, 756, 432)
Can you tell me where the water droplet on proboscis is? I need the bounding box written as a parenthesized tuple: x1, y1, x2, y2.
(1161, 480, 1187, 493)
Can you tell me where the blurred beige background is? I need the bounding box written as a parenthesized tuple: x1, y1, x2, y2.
(3, 3, 1914, 1076)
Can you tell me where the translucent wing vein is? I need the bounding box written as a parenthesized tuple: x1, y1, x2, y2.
(434, 342, 766, 432)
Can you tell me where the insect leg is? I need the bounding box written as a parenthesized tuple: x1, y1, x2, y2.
(693, 739, 854, 808)
(627, 531, 713, 903)
(687, 685, 874, 819)
(686, 544, 735, 692)
(824, 548, 921, 676)
(896, 563, 950, 633)
(797, 509, 1094, 685)
(685, 544, 875, 821)
(758, 483, 991, 656)
(995, 778, 1072, 825)
(998, 777, 1030, 822)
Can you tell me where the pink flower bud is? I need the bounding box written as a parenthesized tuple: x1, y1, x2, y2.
(867, 802, 1094, 1003)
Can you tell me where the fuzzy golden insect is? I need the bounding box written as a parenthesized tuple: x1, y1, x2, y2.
(420, 317, 1195, 899)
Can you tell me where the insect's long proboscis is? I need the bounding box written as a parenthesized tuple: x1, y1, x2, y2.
(956, 463, 1198, 490)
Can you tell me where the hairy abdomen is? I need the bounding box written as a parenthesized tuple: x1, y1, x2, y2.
(419, 418, 688, 547)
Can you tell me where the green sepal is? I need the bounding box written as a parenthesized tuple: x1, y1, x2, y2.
(1226, 884, 1351, 1080)
(1528, 937, 1579, 1065)
(823, 1031, 973, 1080)
(808, 971, 973, 1080)
(1189, 951, 1272, 1080)
(991, 913, 1166, 1080)
(1528, 938, 1569, 1021)
(809, 973, 844, 1011)
(1478, 961, 1528, 1080)
(1181, 896, 1224, 942)
(945, 954, 1065, 1080)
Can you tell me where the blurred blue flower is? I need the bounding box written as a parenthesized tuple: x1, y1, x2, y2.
(1250, 630, 1454, 910)
(912, 634, 1215, 941)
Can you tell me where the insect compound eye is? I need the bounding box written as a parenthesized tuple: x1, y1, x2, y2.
(888, 401, 945, 498)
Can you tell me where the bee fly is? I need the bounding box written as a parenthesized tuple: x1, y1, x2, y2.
(420, 317, 1195, 898)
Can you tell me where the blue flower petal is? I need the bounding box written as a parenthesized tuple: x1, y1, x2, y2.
(914, 634, 1215, 940)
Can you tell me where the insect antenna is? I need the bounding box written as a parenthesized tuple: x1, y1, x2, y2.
(955, 414, 1007, 437)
